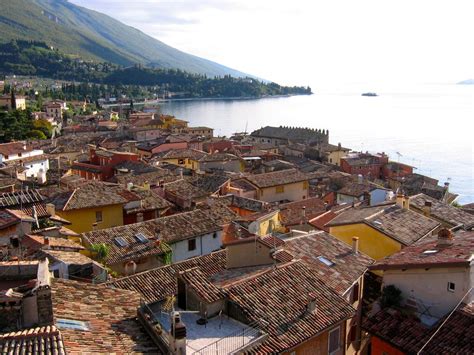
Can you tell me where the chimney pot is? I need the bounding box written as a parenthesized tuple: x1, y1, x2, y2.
(423, 200, 432, 216)
(352, 237, 359, 254)
(437, 228, 453, 247)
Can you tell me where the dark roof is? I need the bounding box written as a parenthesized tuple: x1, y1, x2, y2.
(199, 152, 240, 162)
(327, 204, 440, 246)
(161, 148, 207, 161)
(188, 174, 230, 193)
(225, 260, 355, 353)
(179, 267, 226, 303)
(220, 194, 268, 212)
(337, 182, 384, 197)
(283, 231, 374, 295)
(0, 209, 20, 230)
(0, 189, 45, 208)
(410, 193, 474, 229)
(113, 160, 158, 174)
(370, 229, 474, 270)
(115, 170, 178, 186)
(50, 181, 137, 211)
(251, 126, 327, 143)
(51, 279, 159, 353)
(106, 250, 227, 304)
(278, 197, 326, 226)
(83, 208, 235, 263)
(363, 303, 474, 354)
(245, 169, 309, 188)
(0, 326, 66, 355)
(125, 189, 173, 213)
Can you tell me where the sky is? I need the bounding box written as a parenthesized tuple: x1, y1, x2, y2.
(69, 0, 474, 88)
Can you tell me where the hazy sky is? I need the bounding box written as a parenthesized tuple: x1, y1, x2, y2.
(70, 0, 474, 87)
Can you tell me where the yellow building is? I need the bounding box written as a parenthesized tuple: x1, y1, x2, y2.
(47, 181, 135, 235)
(235, 210, 283, 237)
(326, 201, 440, 260)
(244, 168, 310, 203)
(160, 148, 207, 171)
(0, 95, 26, 110)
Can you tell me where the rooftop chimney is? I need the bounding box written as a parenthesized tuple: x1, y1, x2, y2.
(423, 201, 432, 217)
(306, 292, 317, 314)
(352, 237, 359, 254)
(396, 193, 409, 210)
(437, 228, 453, 247)
(170, 311, 187, 354)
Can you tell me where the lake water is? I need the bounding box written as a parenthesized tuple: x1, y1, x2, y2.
(160, 84, 474, 204)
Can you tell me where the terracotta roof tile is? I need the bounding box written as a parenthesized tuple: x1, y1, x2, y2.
(283, 231, 374, 295)
(179, 267, 226, 303)
(0, 325, 66, 355)
(245, 169, 309, 189)
(410, 193, 474, 229)
(279, 197, 327, 226)
(371, 229, 474, 270)
(225, 260, 355, 353)
(51, 279, 159, 353)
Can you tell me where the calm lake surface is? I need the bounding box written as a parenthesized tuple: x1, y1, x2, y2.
(160, 84, 474, 204)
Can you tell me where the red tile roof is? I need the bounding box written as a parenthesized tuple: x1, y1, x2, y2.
(278, 197, 326, 226)
(245, 169, 309, 189)
(370, 229, 474, 270)
(51, 279, 159, 353)
(225, 260, 355, 353)
(284, 231, 374, 295)
(0, 325, 66, 355)
(179, 267, 226, 303)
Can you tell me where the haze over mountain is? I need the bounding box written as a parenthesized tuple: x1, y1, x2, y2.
(0, 0, 248, 78)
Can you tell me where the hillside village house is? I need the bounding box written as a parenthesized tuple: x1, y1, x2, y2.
(282, 231, 375, 354)
(159, 148, 207, 171)
(364, 229, 474, 355)
(336, 181, 390, 206)
(70, 145, 139, 181)
(82, 206, 235, 273)
(0, 142, 49, 182)
(0, 94, 26, 110)
(321, 143, 351, 166)
(136, 136, 188, 157)
(326, 198, 440, 260)
(44, 102, 65, 120)
(198, 152, 244, 173)
(179, 126, 214, 138)
(340, 152, 389, 179)
(48, 181, 141, 234)
(244, 168, 310, 203)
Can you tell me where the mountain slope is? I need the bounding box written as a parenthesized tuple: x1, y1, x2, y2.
(0, 0, 249, 77)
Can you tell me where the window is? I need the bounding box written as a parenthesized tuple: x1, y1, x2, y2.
(213, 232, 218, 239)
(188, 238, 196, 251)
(178, 159, 185, 164)
(318, 256, 335, 267)
(303, 181, 309, 190)
(114, 237, 129, 247)
(134, 233, 148, 243)
(276, 185, 285, 193)
(57, 319, 90, 331)
(448, 282, 455, 292)
(95, 211, 103, 222)
(328, 326, 341, 354)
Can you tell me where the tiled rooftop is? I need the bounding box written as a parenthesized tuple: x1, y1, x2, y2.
(51, 279, 159, 353)
(0, 326, 66, 355)
(179, 267, 226, 303)
(363, 302, 474, 354)
(41, 250, 96, 265)
(337, 182, 381, 197)
(23, 235, 85, 252)
(245, 168, 309, 188)
(283, 231, 374, 295)
(327, 204, 440, 245)
(200, 152, 240, 162)
(161, 148, 207, 161)
(219, 194, 268, 212)
(371, 229, 474, 270)
(106, 250, 227, 304)
(278, 197, 327, 226)
(410, 193, 474, 229)
(50, 181, 137, 211)
(225, 260, 355, 353)
(0, 189, 45, 208)
(0, 209, 20, 230)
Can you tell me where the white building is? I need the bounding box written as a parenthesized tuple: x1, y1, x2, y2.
(0, 142, 49, 182)
(370, 229, 474, 320)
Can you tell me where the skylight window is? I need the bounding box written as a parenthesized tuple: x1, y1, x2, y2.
(317, 256, 335, 267)
(423, 249, 438, 255)
(57, 319, 90, 331)
(114, 237, 128, 247)
(134, 233, 148, 243)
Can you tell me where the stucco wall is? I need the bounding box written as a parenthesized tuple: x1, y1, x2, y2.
(257, 181, 308, 203)
(58, 204, 124, 234)
(170, 231, 222, 263)
(383, 266, 471, 318)
(329, 223, 401, 260)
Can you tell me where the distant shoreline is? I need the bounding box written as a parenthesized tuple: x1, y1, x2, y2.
(157, 93, 312, 103)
